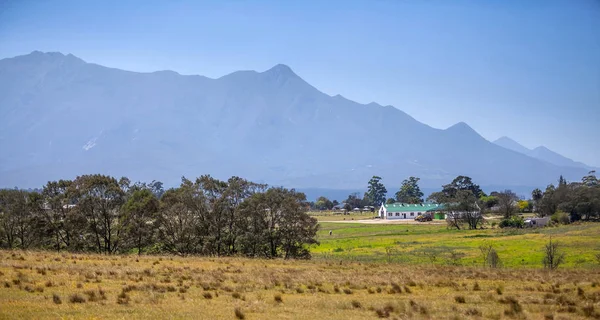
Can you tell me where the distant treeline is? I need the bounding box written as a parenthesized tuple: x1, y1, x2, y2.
(0, 174, 319, 258)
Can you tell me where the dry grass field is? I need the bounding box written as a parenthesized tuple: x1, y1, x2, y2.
(1, 250, 600, 319)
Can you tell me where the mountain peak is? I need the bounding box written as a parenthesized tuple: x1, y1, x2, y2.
(493, 136, 532, 154)
(19, 51, 85, 64)
(446, 121, 473, 132)
(262, 64, 299, 79)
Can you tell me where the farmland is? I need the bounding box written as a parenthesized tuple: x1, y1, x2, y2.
(313, 217, 600, 268)
(1, 249, 600, 320)
(1, 218, 600, 319)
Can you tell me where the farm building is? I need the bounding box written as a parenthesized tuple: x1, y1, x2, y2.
(378, 203, 445, 220)
(524, 216, 550, 227)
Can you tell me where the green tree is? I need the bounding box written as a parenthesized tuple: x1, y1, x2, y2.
(70, 174, 126, 254)
(365, 176, 387, 206)
(441, 176, 484, 198)
(315, 196, 333, 210)
(395, 176, 424, 204)
(531, 188, 543, 214)
(123, 189, 159, 255)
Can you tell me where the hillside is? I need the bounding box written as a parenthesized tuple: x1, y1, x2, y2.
(0, 51, 589, 190)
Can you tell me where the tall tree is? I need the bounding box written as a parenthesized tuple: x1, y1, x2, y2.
(123, 188, 159, 255)
(71, 174, 126, 254)
(496, 190, 518, 218)
(365, 176, 387, 206)
(395, 177, 424, 204)
(531, 188, 543, 214)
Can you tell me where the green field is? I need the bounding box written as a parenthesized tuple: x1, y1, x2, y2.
(313, 220, 600, 268)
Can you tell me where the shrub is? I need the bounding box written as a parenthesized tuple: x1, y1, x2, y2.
(234, 307, 245, 320)
(465, 308, 482, 316)
(351, 300, 362, 308)
(499, 216, 524, 228)
(69, 294, 86, 303)
(52, 293, 62, 304)
(543, 238, 565, 270)
(117, 291, 130, 304)
(551, 211, 570, 225)
(203, 292, 213, 299)
(343, 288, 353, 295)
(274, 294, 283, 303)
(455, 296, 466, 303)
(473, 282, 481, 291)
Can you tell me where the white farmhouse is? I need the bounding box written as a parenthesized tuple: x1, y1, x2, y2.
(378, 203, 445, 220)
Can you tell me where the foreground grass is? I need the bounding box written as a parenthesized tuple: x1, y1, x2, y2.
(1, 250, 600, 319)
(314, 222, 600, 268)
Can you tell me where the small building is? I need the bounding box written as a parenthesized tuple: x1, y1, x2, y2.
(524, 216, 550, 228)
(378, 203, 445, 220)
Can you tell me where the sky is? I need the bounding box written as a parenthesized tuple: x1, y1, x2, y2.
(1, 0, 599, 166)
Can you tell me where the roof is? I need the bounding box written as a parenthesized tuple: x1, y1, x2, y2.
(383, 203, 444, 213)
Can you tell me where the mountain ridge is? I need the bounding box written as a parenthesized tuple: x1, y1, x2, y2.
(493, 136, 593, 171)
(0, 51, 590, 191)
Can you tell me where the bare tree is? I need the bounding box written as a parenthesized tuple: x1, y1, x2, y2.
(479, 242, 493, 267)
(497, 190, 518, 218)
(543, 237, 565, 270)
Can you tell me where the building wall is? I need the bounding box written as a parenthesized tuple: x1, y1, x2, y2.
(383, 210, 427, 220)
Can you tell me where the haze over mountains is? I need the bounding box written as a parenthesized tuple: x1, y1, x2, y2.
(493, 137, 595, 171)
(0, 52, 592, 195)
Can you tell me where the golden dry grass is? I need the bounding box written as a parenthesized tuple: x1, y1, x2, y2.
(1, 250, 600, 319)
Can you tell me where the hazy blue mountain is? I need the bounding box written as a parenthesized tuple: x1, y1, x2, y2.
(0, 51, 590, 192)
(493, 136, 532, 155)
(493, 136, 593, 171)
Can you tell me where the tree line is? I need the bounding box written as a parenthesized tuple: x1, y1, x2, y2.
(0, 174, 319, 258)
(313, 171, 600, 229)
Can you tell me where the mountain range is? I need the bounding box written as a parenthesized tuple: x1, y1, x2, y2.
(493, 137, 595, 171)
(0, 51, 592, 196)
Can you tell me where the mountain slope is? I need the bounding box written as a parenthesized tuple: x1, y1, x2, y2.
(493, 137, 592, 170)
(0, 51, 589, 190)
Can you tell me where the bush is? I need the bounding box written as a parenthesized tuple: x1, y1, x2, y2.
(52, 293, 62, 304)
(551, 211, 570, 225)
(234, 307, 245, 320)
(499, 216, 524, 228)
(69, 294, 86, 303)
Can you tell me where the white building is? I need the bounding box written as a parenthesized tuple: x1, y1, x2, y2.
(378, 203, 445, 220)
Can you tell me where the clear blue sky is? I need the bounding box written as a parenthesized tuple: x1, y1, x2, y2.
(1, 0, 599, 166)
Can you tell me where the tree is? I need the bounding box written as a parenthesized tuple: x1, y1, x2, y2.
(365, 176, 387, 206)
(0, 189, 40, 249)
(395, 177, 424, 204)
(442, 176, 484, 198)
(496, 190, 518, 218)
(237, 187, 318, 259)
(479, 195, 499, 210)
(315, 196, 333, 210)
(559, 175, 567, 187)
(345, 192, 363, 209)
(71, 174, 126, 254)
(446, 190, 481, 230)
(157, 185, 205, 256)
(531, 188, 543, 213)
(123, 189, 159, 255)
(385, 198, 396, 204)
(543, 238, 565, 270)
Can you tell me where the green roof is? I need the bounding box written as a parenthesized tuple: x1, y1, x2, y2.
(383, 203, 444, 213)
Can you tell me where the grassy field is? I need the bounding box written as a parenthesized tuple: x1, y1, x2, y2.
(314, 221, 600, 268)
(1, 250, 600, 319)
